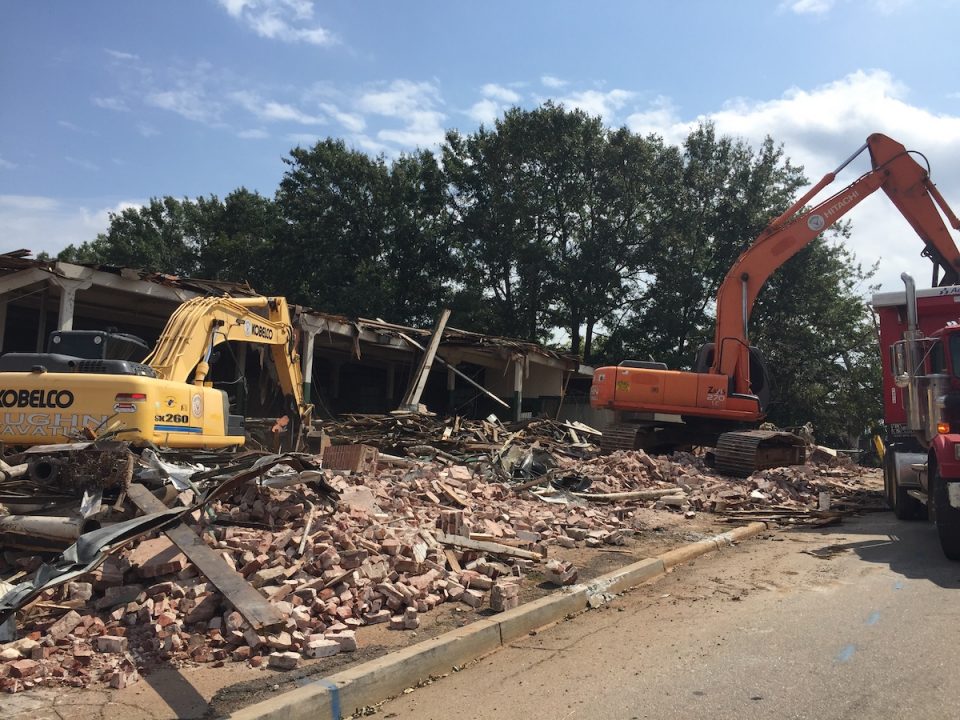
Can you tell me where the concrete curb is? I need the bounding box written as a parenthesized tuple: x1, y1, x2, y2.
(230, 521, 770, 720)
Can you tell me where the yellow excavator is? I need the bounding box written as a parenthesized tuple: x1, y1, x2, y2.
(0, 295, 311, 449)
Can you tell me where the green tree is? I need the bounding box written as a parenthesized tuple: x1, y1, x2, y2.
(567, 127, 679, 360)
(443, 116, 554, 340)
(59, 197, 198, 274)
(443, 103, 669, 355)
(275, 139, 391, 315)
(750, 234, 881, 446)
(381, 150, 454, 326)
(603, 123, 807, 368)
(274, 140, 454, 324)
(190, 189, 282, 289)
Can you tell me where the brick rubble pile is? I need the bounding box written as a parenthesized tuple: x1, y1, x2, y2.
(0, 445, 877, 693)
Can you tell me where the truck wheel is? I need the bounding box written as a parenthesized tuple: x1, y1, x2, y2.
(932, 467, 960, 561)
(884, 450, 926, 520)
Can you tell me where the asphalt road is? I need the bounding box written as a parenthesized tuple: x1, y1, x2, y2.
(377, 512, 960, 720)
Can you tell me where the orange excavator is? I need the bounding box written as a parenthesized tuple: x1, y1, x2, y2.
(590, 133, 960, 475)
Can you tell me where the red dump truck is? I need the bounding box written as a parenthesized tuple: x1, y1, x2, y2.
(875, 274, 960, 559)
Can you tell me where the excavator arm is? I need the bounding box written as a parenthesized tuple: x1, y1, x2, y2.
(714, 133, 960, 395)
(143, 295, 309, 421)
(592, 133, 960, 467)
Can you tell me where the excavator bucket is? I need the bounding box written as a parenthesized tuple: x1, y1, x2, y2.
(712, 429, 807, 478)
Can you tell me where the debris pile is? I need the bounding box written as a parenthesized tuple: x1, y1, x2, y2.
(0, 424, 881, 693)
(319, 414, 599, 464)
(551, 449, 882, 521)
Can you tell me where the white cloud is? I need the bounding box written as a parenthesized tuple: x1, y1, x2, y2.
(481, 84, 520, 104)
(319, 103, 365, 133)
(0, 196, 143, 256)
(230, 91, 325, 125)
(356, 80, 447, 148)
(217, 0, 335, 46)
(551, 88, 635, 120)
(625, 69, 960, 292)
(146, 86, 222, 124)
(219, 0, 253, 15)
(466, 98, 502, 126)
(238, 128, 270, 139)
(783, 0, 912, 14)
(351, 135, 392, 156)
(137, 122, 160, 138)
(0, 155, 16, 170)
(786, 0, 835, 13)
(541, 75, 567, 89)
(466, 84, 523, 125)
(93, 96, 130, 112)
(105, 48, 139, 61)
(624, 96, 681, 136)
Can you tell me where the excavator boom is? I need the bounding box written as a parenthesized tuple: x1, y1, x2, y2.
(591, 133, 960, 472)
(145, 295, 306, 410)
(714, 134, 960, 393)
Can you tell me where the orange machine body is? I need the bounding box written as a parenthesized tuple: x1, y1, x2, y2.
(592, 133, 960, 424)
(590, 366, 762, 421)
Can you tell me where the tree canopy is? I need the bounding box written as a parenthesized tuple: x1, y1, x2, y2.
(58, 110, 881, 445)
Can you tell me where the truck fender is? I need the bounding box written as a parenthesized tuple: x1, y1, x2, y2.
(930, 434, 960, 480)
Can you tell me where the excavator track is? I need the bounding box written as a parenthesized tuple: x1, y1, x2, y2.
(598, 423, 645, 453)
(712, 429, 807, 478)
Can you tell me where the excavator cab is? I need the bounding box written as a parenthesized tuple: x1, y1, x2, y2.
(47, 330, 151, 362)
(693, 343, 773, 414)
(0, 330, 156, 378)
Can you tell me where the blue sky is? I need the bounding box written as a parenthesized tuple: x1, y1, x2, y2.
(2, 0, 960, 291)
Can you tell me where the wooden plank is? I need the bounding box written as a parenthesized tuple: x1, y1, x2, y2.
(444, 549, 462, 573)
(435, 479, 468, 507)
(571, 487, 683, 502)
(385, 322, 510, 409)
(434, 530, 544, 561)
(400, 308, 452, 411)
(126, 483, 284, 631)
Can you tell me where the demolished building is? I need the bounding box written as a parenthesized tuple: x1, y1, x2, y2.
(0, 250, 596, 425)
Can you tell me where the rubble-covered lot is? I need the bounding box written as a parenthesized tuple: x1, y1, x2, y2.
(0, 415, 883, 714)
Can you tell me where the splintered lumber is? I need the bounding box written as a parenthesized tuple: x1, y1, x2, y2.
(444, 548, 463, 573)
(434, 479, 468, 507)
(571, 487, 683, 502)
(378, 452, 418, 468)
(383, 322, 510, 410)
(400, 308, 451, 411)
(434, 530, 543, 561)
(126, 483, 284, 631)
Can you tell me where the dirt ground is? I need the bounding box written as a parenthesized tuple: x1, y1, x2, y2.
(5, 509, 731, 720)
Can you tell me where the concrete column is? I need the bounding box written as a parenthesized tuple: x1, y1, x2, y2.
(513, 356, 524, 422)
(298, 315, 328, 405)
(49, 277, 93, 332)
(301, 331, 317, 403)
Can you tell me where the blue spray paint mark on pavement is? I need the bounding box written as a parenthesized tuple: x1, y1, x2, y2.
(836, 644, 856, 663)
(316, 678, 342, 719)
(866, 612, 881, 626)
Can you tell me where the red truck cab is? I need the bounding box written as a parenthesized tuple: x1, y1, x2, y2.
(874, 276, 960, 559)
